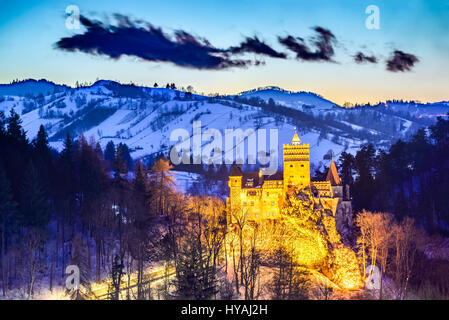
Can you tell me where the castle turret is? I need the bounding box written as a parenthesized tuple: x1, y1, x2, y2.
(325, 155, 353, 231)
(227, 164, 243, 223)
(326, 155, 342, 198)
(326, 154, 341, 186)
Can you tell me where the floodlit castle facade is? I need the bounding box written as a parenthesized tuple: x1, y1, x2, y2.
(226, 130, 353, 231)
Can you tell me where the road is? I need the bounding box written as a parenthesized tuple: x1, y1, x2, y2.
(90, 264, 176, 300)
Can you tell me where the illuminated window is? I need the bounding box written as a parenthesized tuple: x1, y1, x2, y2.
(271, 201, 275, 206)
(272, 212, 276, 217)
(266, 212, 270, 217)
(243, 202, 247, 206)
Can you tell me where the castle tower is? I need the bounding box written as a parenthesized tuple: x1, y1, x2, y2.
(283, 129, 311, 190)
(227, 164, 243, 223)
(325, 154, 353, 231)
(326, 154, 343, 198)
(326, 154, 341, 185)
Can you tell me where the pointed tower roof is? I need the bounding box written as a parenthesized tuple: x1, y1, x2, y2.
(291, 127, 301, 145)
(326, 155, 341, 186)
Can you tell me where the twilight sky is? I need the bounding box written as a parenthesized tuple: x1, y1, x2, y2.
(0, 0, 448, 104)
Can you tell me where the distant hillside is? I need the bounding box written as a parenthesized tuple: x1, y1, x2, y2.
(0, 79, 447, 170)
(0, 79, 68, 97)
(237, 86, 338, 110)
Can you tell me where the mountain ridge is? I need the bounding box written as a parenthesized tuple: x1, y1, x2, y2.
(0, 79, 447, 169)
(1, 78, 448, 106)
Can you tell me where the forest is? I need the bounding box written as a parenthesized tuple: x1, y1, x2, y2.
(0, 108, 449, 299)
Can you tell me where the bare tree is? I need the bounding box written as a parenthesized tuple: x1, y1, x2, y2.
(150, 158, 176, 216)
(241, 224, 260, 300)
(230, 206, 248, 288)
(355, 211, 393, 299)
(23, 227, 47, 299)
(392, 217, 424, 299)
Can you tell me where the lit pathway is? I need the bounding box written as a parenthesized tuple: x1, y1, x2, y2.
(91, 264, 176, 300)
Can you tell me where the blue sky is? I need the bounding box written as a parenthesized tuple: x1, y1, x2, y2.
(0, 0, 448, 104)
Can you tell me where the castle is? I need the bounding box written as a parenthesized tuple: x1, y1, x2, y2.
(226, 130, 353, 232)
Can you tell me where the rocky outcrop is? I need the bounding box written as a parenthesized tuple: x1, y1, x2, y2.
(281, 187, 363, 290)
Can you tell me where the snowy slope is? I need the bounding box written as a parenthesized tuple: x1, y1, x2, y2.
(384, 101, 449, 119)
(0, 79, 68, 97)
(238, 86, 338, 110)
(0, 80, 447, 169)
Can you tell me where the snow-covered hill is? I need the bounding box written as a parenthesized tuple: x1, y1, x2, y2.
(238, 86, 338, 111)
(0, 79, 68, 97)
(0, 80, 447, 170)
(383, 101, 449, 119)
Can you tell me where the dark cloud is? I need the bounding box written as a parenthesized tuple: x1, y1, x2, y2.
(55, 15, 421, 73)
(55, 15, 252, 70)
(386, 50, 419, 72)
(354, 52, 378, 64)
(278, 26, 337, 62)
(229, 36, 287, 59)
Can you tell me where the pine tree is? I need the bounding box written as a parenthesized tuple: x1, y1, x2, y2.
(33, 125, 49, 154)
(206, 164, 216, 181)
(338, 151, 355, 188)
(55, 132, 78, 278)
(33, 125, 52, 183)
(216, 164, 228, 181)
(0, 111, 8, 161)
(7, 109, 27, 145)
(114, 145, 128, 178)
(61, 132, 74, 161)
(21, 161, 50, 227)
(59, 132, 78, 203)
(0, 168, 16, 296)
(130, 158, 150, 230)
(104, 140, 116, 164)
(94, 142, 103, 157)
(78, 135, 108, 219)
(133, 159, 149, 215)
(0, 169, 15, 216)
(117, 143, 132, 170)
(353, 144, 376, 211)
(313, 166, 328, 181)
(0, 111, 6, 138)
